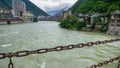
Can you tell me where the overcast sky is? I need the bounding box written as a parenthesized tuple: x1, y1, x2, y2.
(30, 0, 77, 11)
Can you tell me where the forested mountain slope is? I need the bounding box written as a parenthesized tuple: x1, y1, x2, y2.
(71, 0, 120, 14)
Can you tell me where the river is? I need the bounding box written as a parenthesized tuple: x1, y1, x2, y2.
(0, 21, 120, 68)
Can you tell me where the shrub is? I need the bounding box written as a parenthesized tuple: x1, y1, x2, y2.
(76, 21, 86, 30)
(59, 16, 86, 30)
(59, 18, 73, 29)
(33, 17, 38, 22)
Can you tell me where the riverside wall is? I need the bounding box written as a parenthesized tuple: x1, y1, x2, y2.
(107, 27, 120, 35)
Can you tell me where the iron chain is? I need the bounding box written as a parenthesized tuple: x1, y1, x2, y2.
(0, 39, 119, 68)
(88, 56, 120, 68)
(8, 57, 14, 68)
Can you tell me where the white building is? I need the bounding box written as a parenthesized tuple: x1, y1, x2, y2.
(22, 12, 34, 21)
(21, 2, 26, 13)
(12, 0, 26, 18)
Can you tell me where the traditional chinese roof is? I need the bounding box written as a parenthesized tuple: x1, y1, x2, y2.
(111, 10, 120, 15)
(78, 14, 89, 18)
(98, 13, 108, 17)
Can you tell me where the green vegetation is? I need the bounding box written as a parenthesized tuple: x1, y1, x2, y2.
(0, 0, 11, 9)
(0, 0, 48, 16)
(61, 0, 120, 33)
(33, 17, 38, 22)
(59, 16, 109, 32)
(59, 17, 86, 30)
(90, 16, 109, 32)
(71, 0, 120, 14)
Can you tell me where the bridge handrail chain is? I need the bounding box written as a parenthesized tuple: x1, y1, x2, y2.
(89, 56, 120, 68)
(0, 38, 119, 68)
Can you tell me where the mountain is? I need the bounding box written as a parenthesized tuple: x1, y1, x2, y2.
(0, 0, 12, 9)
(71, 0, 120, 14)
(0, 0, 48, 16)
(45, 7, 69, 16)
(22, 0, 48, 16)
(70, 0, 83, 12)
(45, 3, 73, 16)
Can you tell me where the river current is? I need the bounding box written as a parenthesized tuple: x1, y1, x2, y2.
(0, 21, 120, 68)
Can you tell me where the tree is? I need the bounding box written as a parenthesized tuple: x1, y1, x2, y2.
(91, 1, 107, 13)
(107, 4, 119, 13)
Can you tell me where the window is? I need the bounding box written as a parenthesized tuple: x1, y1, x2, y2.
(116, 24, 120, 27)
(111, 19, 115, 23)
(117, 20, 120, 23)
(117, 15, 120, 18)
(110, 24, 115, 26)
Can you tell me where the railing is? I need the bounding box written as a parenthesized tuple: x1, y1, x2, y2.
(0, 39, 120, 68)
(0, 18, 22, 22)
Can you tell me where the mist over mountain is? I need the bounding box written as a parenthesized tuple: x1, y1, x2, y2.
(44, 3, 73, 16)
(0, 0, 48, 16)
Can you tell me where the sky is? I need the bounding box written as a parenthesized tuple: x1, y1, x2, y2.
(30, 0, 78, 12)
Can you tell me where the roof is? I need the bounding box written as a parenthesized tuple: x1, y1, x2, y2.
(111, 10, 120, 15)
(98, 13, 108, 17)
(78, 14, 89, 18)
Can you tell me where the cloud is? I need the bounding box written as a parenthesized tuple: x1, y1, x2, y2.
(30, 0, 77, 11)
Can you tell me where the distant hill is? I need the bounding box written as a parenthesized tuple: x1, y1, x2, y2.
(0, 0, 48, 16)
(71, 0, 120, 14)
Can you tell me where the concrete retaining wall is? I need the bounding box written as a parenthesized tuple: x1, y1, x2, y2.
(107, 27, 120, 35)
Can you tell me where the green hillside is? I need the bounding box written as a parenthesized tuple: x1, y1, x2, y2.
(0, 0, 48, 16)
(0, 0, 12, 9)
(71, 0, 120, 14)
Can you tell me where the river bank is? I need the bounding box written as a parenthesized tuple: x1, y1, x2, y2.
(59, 26, 120, 37)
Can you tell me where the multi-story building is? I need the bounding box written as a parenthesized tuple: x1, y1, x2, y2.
(0, 8, 13, 18)
(107, 10, 120, 35)
(21, 2, 26, 13)
(12, 0, 26, 18)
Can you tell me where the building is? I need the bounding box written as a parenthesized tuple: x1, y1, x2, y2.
(22, 12, 34, 21)
(107, 10, 120, 35)
(98, 13, 108, 23)
(0, 8, 13, 18)
(62, 10, 72, 19)
(12, 0, 26, 17)
(78, 13, 90, 25)
(21, 2, 26, 13)
(12, 0, 21, 17)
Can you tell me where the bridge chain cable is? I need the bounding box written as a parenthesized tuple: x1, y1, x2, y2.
(0, 39, 120, 68)
(88, 56, 120, 68)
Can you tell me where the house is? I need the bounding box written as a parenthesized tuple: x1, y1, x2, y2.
(62, 10, 72, 19)
(107, 10, 120, 35)
(98, 13, 108, 23)
(0, 8, 13, 18)
(78, 13, 90, 25)
(22, 12, 34, 21)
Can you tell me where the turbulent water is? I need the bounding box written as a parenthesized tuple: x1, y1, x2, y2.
(0, 21, 120, 68)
